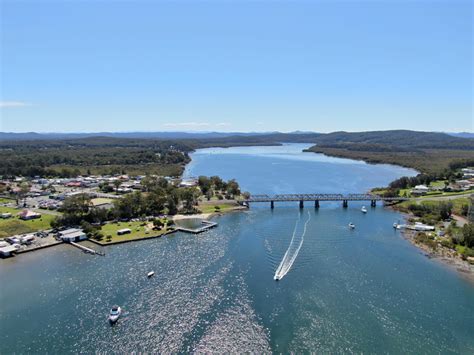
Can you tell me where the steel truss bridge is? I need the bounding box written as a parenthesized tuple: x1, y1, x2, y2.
(242, 193, 408, 208)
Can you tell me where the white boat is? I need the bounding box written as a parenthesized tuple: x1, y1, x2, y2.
(361, 206, 367, 213)
(393, 222, 398, 228)
(349, 223, 355, 229)
(147, 271, 155, 278)
(108, 305, 121, 324)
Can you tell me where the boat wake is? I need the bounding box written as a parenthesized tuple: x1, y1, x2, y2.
(274, 211, 311, 281)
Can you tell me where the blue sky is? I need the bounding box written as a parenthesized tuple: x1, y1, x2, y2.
(0, 0, 472, 133)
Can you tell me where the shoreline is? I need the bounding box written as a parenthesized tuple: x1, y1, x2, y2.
(390, 208, 474, 285)
(172, 204, 248, 222)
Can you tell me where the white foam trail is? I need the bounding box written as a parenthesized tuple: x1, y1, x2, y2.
(274, 211, 311, 280)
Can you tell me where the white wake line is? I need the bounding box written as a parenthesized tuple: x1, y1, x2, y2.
(274, 211, 311, 280)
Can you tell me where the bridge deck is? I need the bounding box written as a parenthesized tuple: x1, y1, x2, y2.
(244, 193, 407, 202)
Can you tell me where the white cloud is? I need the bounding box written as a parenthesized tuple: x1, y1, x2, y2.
(0, 101, 31, 108)
(163, 122, 232, 128)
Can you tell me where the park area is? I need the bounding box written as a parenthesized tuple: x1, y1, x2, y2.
(93, 219, 173, 245)
(0, 206, 56, 238)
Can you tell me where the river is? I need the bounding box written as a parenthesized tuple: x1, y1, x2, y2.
(1, 143, 473, 353)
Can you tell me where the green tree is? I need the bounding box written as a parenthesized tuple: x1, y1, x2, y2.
(439, 202, 453, 220)
(462, 223, 474, 248)
(152, 218, 164, 230)
(166, 191, 179, 215)
(145, 188, 167, 216)
(180, 188, 199, 213)
(60, 194, 92, 225)
(113, 180, 121, 192)
(198, 176, 211, 195)
(210, 176, 224, 191)
(226, 179, 240, 198)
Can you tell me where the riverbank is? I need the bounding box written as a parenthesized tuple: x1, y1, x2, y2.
(173, 203, 248, 221)
(392, 209, 474, 284)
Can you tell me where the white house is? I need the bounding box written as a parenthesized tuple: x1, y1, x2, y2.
(0, 245, 17, 258)
(117, 228, 131, 235)
(411, 185, 429, 195)
(59, 228, 87, 242)
(18, 210, 41, 220)
(179, 178, 198, 187)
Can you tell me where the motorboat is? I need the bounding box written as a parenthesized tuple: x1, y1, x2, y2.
(108, 305, 121, 324)
(361, 206, 367, 213)
(147, 271, 155, 278)
(349, 223, 356, 229)
(393, 222, 398, 228)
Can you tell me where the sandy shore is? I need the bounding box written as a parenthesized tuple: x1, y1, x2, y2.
(172, 205, 248, 221)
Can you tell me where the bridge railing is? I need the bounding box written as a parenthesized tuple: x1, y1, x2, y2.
(244, 193, 408, 202)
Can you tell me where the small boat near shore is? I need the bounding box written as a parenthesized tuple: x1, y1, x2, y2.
(108, 305, 121, 324)
(147, 271, 155, 278)
(361, 206, 367, 213)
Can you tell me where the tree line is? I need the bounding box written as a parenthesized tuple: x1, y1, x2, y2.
(52, 175, 244, 230)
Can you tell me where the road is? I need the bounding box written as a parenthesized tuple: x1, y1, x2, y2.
(411, 192, 473, 202)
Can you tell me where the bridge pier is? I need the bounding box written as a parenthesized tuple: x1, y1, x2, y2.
(371, 200, 376, 207)
(343, 200, 348, 208)
(299, 200, 304, 209)
(314, 200, 320, 208)
(270, 201, 274, 209)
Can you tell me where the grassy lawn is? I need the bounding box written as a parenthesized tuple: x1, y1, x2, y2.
(96, 220, 171, 245)
(0, 206, 21, 214)
(198, 203, 240, 214)
(0, 197, 15, 204)
(430, 180, 447, 189)
(419, 189, 474, 198)
(90, 198, 114, 206)
(0, 208, 56, 238)
(396, 197, 469, 217)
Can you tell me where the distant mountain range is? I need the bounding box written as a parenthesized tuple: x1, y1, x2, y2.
(0, 131, 307, 141)
(0, 130, 472, 145)
(447, 132, 474, 139)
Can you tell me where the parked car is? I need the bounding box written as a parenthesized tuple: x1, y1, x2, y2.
(6, 236, 20, 244)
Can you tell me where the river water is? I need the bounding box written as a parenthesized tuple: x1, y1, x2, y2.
(1, 144, 473, 353)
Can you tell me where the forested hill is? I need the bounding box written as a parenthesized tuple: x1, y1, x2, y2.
(311, 130, 474, 150)
(0, 130, 473, 177)
(306, 130, 474, 173)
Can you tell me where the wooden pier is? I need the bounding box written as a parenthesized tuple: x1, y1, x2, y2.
(175, 220, 218, 234)
(70, 241, 105, 256)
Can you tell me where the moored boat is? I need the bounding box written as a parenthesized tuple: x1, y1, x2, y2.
(349, 223, 355, 229)
(361, 206, 367, 213)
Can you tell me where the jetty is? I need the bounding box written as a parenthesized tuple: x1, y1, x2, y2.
(175, 220, 218, 234)
(70, 241, 105, 256)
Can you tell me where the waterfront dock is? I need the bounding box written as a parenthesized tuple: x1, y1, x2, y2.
(175, 220, 218, 234)
(70, 241, 105, 256)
